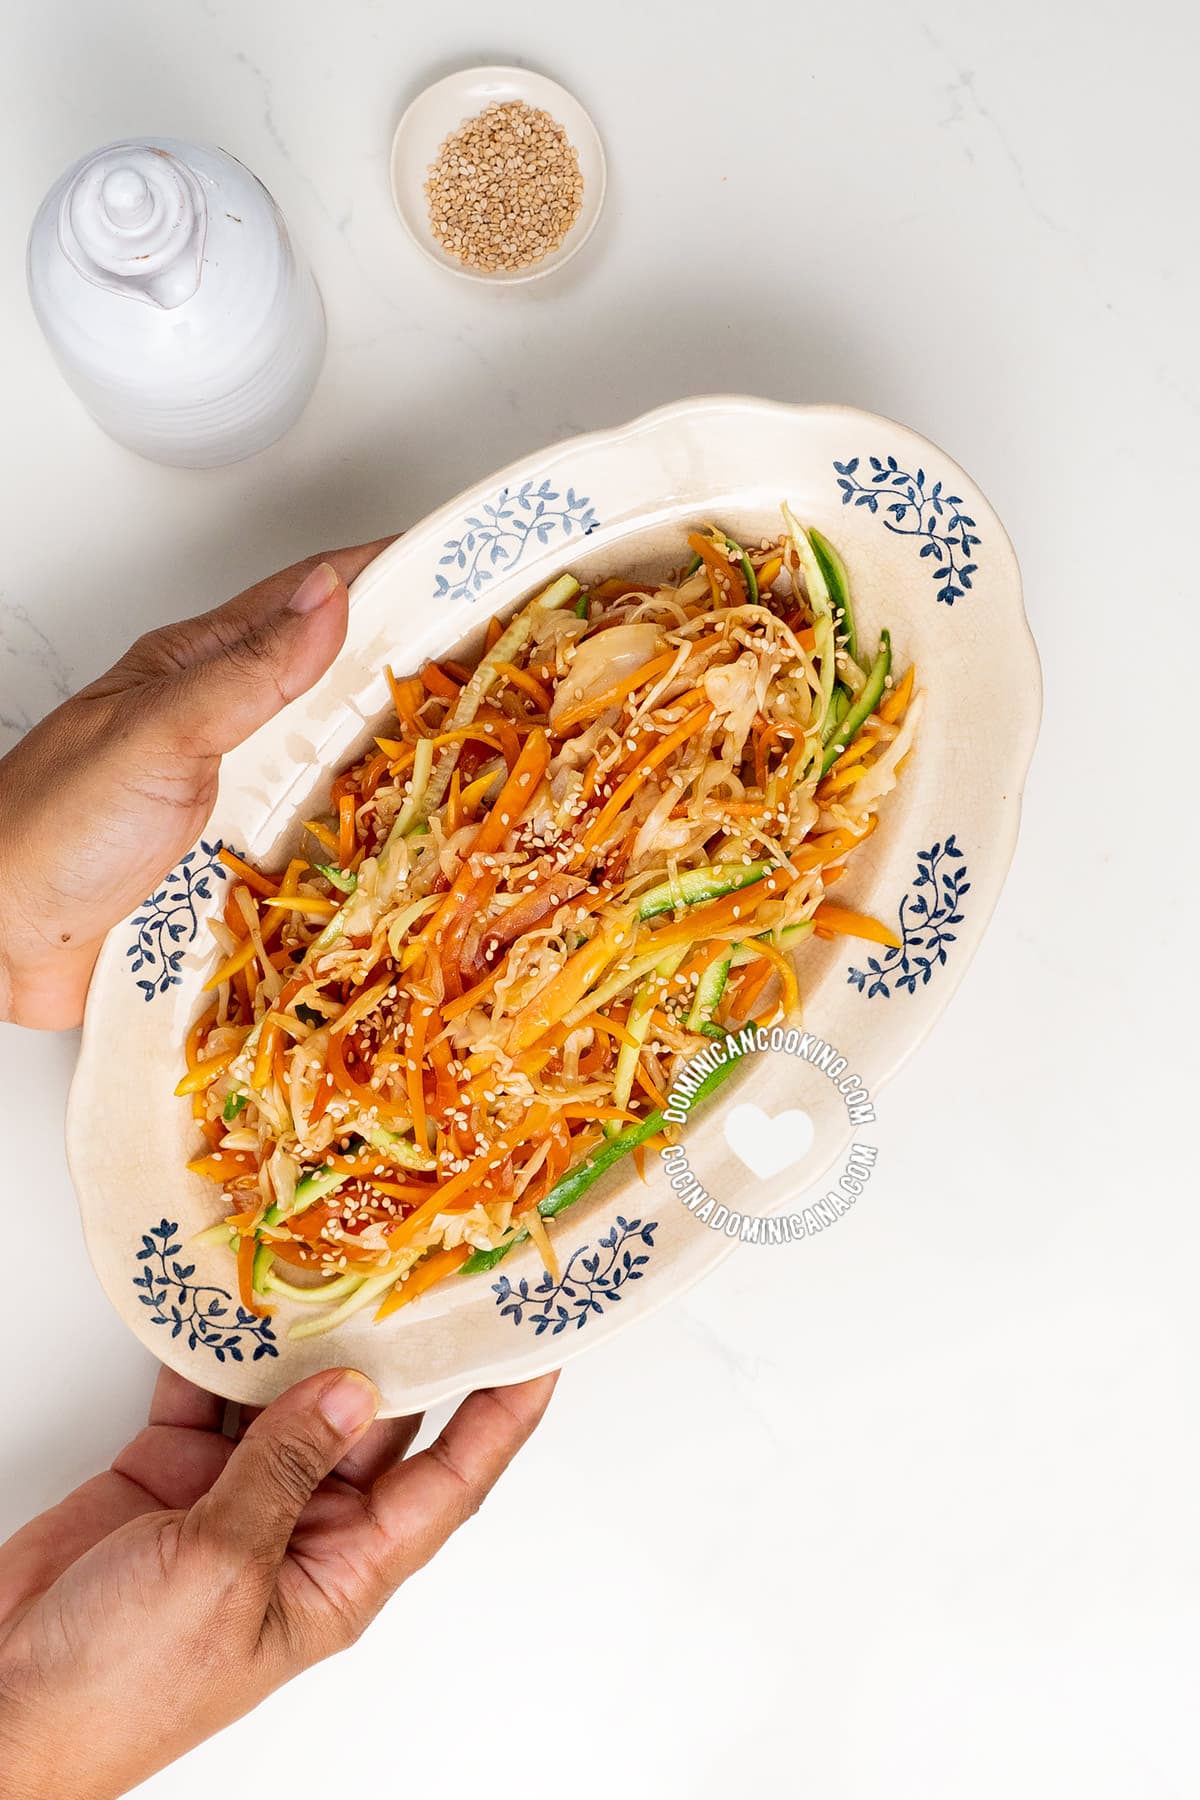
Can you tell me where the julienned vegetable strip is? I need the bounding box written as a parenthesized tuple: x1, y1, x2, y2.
(460, 1034, 753, 1275)
(179, 508, 919, 1334)
(636, 860, 775, 919)
(820, 631, 892, 776)
(809, 526, 856, 661)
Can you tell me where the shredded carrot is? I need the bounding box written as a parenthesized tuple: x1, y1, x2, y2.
(186, 1150, 256, 1181)
(485, 615, 504, 650)
(261, 894, 338, 919)
(471, 727, 550, 857)
(687, 531, 747, 606)
(374, 1244, 472, 1320)
(304, 818, 340, 856)
(508, 922, 633, 1053)
(387, 669, 426, 733)
(441, 965, 503, 1021)
(185, 1004, 219, 1070)
(742, 937, 800, 1018)
(811, 902, 901, 949)
(251, 1019, 279, 1093)
(223, 886, 251, 940)
(421, 660, 461, 700)
(337, 795, 356, 867)
(494, 660, 553, 713)
(644, 865, 792, 952)
(405, 1003, 434, 1158)
(446, 768, 464, 834)
(579, 703, 713, 853)
(880, 664, 915, 725)
(387, 1103, 553, 1247)
(633, 1065, 669, 1110)
(218, 848, 278, 898)
(574, 1010, 641, 1053)
(553, 650, 677, 733)
(174, 1046, 240, 1096)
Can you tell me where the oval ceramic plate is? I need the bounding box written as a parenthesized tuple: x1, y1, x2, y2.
(68, 397, 1039, 1415)
(390, 66, 606, 284)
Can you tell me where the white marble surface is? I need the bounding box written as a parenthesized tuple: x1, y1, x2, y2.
(0, 2, 1195, 1795)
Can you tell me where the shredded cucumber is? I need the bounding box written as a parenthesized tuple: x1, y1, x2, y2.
(636, 860, 775, 920)
(820, 632, 892, 776)
(608, 947, 687, 1134)
(809, 526, 856, 660)
(686, 953, 731, 1030)
(287, 1269, 400, 1339)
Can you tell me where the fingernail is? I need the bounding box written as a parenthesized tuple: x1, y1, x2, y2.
(319, 1370, 380, 1437)
(289, 562, 340, 614)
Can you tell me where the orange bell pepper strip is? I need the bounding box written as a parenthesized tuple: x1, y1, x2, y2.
(811, 902, 901, 949)
(261, 894, 338, 919)
(446, 768, 464, 834)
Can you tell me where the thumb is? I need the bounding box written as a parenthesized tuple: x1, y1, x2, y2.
(194, 1369, 380, 1569)
(137, 558, 352, 759)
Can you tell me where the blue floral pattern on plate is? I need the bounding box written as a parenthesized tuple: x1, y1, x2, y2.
(834, 456, 981, 605)
(494, 1216, 657, 1334)
(435, 480, 598, 602)
(847, 836, 970, 998)
(127, 839, 227, 1001)
(133, 1219, 278, 1362)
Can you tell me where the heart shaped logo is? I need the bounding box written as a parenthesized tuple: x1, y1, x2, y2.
(723, 1100, 815, 1180)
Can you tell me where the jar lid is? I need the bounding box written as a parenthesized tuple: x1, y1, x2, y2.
(58, 145, 207, 309)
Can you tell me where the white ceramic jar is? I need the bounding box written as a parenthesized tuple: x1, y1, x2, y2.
(27, 138, 326, 468)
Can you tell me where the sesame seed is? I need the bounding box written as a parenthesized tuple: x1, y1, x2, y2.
(424, 101, 585, 275)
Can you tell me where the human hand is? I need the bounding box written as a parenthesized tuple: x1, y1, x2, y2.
(0, 1363, 556, 1798)
(0, 540, 392, 1030)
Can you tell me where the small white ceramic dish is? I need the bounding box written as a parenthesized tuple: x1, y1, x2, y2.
(389, 66, 606, 284)
(68, 397, 1040, 1416)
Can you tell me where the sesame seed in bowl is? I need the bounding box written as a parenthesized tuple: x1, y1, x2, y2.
(390, 67, 606, 285)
